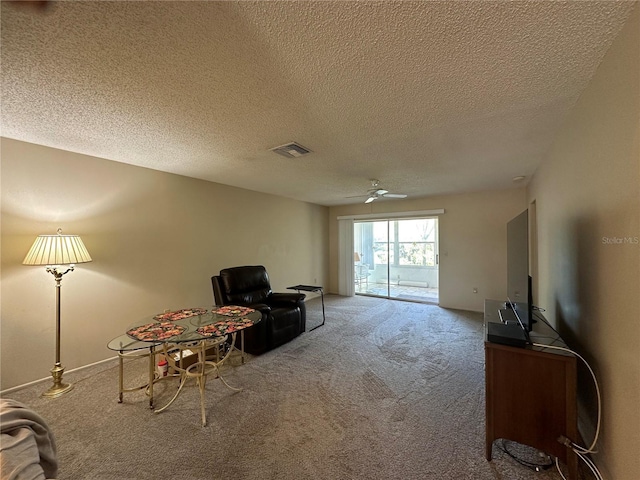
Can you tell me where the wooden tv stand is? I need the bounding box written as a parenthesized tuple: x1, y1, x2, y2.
(484, 299, 578, 479)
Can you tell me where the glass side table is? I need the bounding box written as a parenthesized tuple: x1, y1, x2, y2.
(287, 285, 325, 331)
(107, 334, 161, 408)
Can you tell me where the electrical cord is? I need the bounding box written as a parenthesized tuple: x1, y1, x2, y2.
(529, 305, 604, 478)
(531, 341, 604, 479)
(555, 457, 568, 480)
(531, 344, 601, 454)
(496, 439, 554, 472)
(556, 451, 604, 480)
(579, 450, 604, 480)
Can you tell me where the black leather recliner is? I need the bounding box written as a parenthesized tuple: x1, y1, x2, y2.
(211, 265, 306, 355)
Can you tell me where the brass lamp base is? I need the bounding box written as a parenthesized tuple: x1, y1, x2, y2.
(42, 363, 73, 398)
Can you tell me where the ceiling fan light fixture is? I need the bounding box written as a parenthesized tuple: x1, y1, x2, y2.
(348, 179, 408, 204)
(384, 193, 408, 198)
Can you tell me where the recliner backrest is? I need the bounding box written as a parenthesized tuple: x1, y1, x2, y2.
(218, 265, 273, 305)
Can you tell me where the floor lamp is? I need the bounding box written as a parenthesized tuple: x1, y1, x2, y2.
(23, 228, 92, 398)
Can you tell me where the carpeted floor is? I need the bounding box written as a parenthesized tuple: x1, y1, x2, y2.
(6, 295, 573, 479)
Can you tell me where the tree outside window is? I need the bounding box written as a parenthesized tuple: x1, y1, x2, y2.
(371, 219, 436, 267)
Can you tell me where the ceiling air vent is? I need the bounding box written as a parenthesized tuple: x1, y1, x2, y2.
(270, 142, 312, 159)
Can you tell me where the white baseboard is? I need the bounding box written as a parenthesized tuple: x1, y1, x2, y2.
(0, 355, 119, 396)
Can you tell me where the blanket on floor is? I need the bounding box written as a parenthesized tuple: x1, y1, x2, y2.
(0, 399, 57, 480)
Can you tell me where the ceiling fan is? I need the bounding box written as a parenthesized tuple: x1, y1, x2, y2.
(350, 179, 408, 204)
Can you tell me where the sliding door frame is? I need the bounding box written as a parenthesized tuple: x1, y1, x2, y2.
(338, 209, 445, 298)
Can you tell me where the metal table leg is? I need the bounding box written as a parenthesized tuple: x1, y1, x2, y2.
(148, 345, 155, 409)
(309, 288, 325, 331)
(154, 335, 238, 427)
(115, 345, 157, 406)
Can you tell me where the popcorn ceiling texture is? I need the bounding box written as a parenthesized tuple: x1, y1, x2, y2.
(1, 1, 635, 206)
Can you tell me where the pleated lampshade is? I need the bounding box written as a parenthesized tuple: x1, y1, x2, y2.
(23, 229, 92, 266)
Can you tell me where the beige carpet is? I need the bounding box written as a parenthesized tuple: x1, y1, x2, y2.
(6, 295, 573, 479)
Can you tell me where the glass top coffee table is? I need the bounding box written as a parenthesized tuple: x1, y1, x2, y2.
(108, 306, 261, 426)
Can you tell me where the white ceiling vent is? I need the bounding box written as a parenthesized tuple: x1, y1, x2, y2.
(270, 142, 312, 159)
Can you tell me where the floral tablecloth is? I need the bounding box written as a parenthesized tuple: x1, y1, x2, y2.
(196, 317, 257, 337)
(212, 305, 256, 317)
(127, 321, 186, 341)
(152, 308, 208, 322)
(127, 305, 259, 342)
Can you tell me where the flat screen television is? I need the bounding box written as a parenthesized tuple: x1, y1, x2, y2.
(506, 209, 534, 332)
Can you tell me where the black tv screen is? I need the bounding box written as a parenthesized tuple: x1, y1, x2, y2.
(507, 209, 533, 332)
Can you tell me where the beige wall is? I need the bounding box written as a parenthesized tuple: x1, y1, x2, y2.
(329, 188, 527, 311)
(0, 139, 329, 391)
(528, 6, 639, 479)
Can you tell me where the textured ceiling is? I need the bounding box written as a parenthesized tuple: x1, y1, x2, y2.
(1, 1, 636, 206)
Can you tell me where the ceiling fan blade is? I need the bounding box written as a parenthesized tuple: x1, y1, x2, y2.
(382, 193, 407, 198)
(353, 180, 403, 202)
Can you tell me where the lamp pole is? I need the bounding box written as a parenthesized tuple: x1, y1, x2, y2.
(43, 265, 75, 397)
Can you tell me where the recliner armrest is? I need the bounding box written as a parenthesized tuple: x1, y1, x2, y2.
(267, 292, 306, 307)
(247, 303, 271, 315)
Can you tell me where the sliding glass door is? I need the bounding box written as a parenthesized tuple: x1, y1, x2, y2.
(354, 217, 439, 303)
